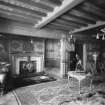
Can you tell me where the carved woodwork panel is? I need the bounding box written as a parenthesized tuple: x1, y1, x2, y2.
(10, 40, 23, 53)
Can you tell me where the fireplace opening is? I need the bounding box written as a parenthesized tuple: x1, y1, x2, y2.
(20, 61, 36, 75)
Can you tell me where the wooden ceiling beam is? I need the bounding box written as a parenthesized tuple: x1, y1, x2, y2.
(41, 0, 62, 6)
(67, 14, 96, 24)
(0, 1, 47, 17)
(61, 15, 89, 25)
(35, 0, 85, 28)
(85, 1, 105, 13)
(0, 17, 35, 26)
(69, 9, 96, 23)
(49, 23, 75, 30)
(0, 4, 43, 20)
(31, 0, 62, 7)
(0, 6, 43, 20)
(0, 9, 41, 22)
(70, 21, 105, 34)
(59, 18, 87, 27)
(0, 19, 63, 39)
(46, 25, 71, 31)
(52, 22, 79, 29)
(84, 2, 105, 18)
(57, 19, 83, 27)
(0, 10, 38, 24)
(76, 7, 105, 21)
(18, 0, 54, 12)
(90, 0, 105, 5)
(53, 19, 81, 28)
(94, 1, 105, 10)
(0, 0, 49, 14)
(17, 0, 54, 12)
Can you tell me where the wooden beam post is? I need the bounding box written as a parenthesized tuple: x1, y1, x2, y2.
(70, 21, 105, 34)
(83, 43, 87, 71)
(60, 35, 67, 77)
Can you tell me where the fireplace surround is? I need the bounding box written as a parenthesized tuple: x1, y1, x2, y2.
(11, 54, 44, 76)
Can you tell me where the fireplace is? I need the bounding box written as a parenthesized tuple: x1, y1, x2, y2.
(20, 60, 36, 75)
(12, 55, 44, 76)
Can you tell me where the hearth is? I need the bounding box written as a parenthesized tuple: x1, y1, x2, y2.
(12, 72, 56, 88)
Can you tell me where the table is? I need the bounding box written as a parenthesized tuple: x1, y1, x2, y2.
(68, 71, 92, 94)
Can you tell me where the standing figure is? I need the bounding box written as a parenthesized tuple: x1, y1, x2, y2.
(75, 54, 83, 71)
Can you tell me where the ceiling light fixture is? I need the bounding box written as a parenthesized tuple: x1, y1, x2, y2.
(101, 28, 105, 33)
(96, 28, 105, 40)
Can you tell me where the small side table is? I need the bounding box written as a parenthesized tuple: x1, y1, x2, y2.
(68, 71, 92, 94)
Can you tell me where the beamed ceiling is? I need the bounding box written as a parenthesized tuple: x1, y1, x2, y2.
(0, 0, 105, 39)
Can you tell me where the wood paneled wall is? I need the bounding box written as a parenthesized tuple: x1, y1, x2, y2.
(0, 38, 9, 62)
(0, 34, 61, 75)
(45, 39, 60, 68)
(9, 37, 45, 56)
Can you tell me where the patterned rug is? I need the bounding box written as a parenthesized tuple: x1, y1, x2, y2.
(14, 79, 105, 105)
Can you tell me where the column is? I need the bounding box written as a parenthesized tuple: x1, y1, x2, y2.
(83, 44, 87, 71)
(60, 37, 66, 77)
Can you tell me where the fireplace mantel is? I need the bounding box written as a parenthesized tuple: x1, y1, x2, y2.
(11, 54, 44, 76)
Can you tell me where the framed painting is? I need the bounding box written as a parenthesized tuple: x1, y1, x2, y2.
(10, 40, 23, 53)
